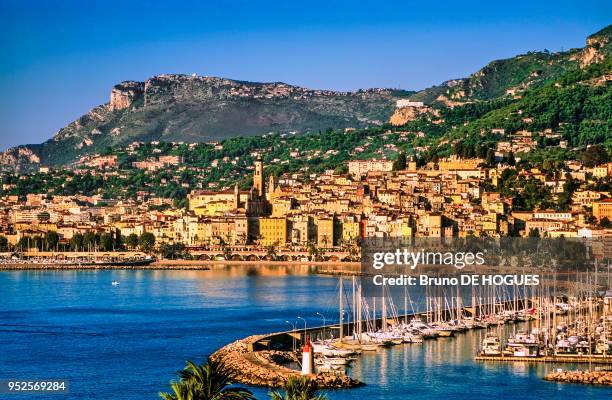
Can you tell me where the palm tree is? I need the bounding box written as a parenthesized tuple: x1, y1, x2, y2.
(160, 358, 254, 400)
(306, 241, 320, 261)
(265, 242, 278, 261)
(269, 376, 328, 400)
(159, 380, 195, 400)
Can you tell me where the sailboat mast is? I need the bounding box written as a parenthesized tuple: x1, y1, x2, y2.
(339, 277, 343, 341)
(404, 284, 408, 324)
(382, 284, 387, 332)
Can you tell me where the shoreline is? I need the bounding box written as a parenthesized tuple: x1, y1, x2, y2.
(0, 259, 361, 273)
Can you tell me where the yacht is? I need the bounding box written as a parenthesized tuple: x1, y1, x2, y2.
(507, 330, 539, 345)
(481, 333, 502, 355)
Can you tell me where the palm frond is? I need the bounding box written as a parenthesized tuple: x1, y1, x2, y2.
(268, 376, 328, 400)
(163, 357, 253, 400)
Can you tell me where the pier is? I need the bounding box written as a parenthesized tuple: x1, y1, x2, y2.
(476, 355, 612, 364)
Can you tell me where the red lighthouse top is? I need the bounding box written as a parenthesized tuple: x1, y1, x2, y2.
(302, 337, 312, 352)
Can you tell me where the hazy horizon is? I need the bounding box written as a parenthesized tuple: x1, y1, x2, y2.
(1, 0, 610, 151)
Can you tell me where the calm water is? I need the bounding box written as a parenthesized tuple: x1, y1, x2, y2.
(0, 267, 610, 400)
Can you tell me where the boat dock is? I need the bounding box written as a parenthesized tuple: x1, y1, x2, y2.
(476, 354, 612, 364)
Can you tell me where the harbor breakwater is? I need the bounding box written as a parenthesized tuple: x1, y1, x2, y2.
(544, 370, 612, 385)
(208, 300, 527, 390)
(210, 334, 361, 389)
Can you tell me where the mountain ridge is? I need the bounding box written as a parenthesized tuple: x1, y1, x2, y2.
(2, 24, 610, 170)
(408, 25, 611, 106)
(7, 74, 410, 167)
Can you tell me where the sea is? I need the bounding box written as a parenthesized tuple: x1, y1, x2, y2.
(0, 266, 610, 399)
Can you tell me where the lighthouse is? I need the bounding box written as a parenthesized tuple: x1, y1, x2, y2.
(301, 337, 314, 375)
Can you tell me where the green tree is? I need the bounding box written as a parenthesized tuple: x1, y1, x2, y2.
(306, 241, 320, 261)
(333, 164, 348, 175)
(580, 145, 609, 167)
(159, 359, 254, 400)
(44, 231, 60, 251)
(100, 233, 114, 251)
(265, 243, 278, 261)
(114, 228, 124, 249)
(485, 149, 496, 166)
(160, 243, 186, 259)
(600, 217, 612, 229)
(392, 152, 407, 171)
(0, 235, 9, 252)
(159, 381, 195, 400)
(70, 233, 84, 251)
(17, 236, 31, 251)
(220, 239, 232, 261)
(139, 232, 156, 252)
(269, 376, 327, 400)
(83, 231, 97, 250)
(126, 233, 139, 249)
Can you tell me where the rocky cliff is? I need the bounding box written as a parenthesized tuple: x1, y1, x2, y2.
(389, 104, 439, 126)
(0, 147, 40, 172)
(109, 81, 144, 111)
(578, 25, 612, 67)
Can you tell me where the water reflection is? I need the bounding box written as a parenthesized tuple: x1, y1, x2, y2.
(0, 269, 610, 400)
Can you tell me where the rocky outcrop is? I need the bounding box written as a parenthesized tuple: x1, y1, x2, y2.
(389, 105, 439, 126)
(0, 146, 40, 172)
(389, 106, 422, 125)
(579, 35, 610, 67)
(109, 81, 145, 110)
(544, 370, 612, 385)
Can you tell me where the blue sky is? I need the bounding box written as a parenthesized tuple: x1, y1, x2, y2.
(0, 0, 610, 150)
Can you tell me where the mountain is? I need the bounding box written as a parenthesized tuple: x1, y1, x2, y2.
(2, 76, 411, 168)
(2, 25, 610, 170)
(445, 56, 611, 148)
(409, 25, 611, 105)
(388, 25, 611, 125)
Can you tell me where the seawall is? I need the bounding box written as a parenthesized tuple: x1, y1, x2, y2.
(210, 334, 362, 389)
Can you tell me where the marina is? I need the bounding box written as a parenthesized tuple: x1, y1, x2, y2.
(1, 267, 611, 399)
(210, 272, 612, 388)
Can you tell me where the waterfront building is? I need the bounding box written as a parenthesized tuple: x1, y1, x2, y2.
(259, 217, 288, 246)
(315, 216, 335, 248)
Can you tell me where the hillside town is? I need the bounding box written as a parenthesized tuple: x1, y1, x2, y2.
(1, 147, 612, 260)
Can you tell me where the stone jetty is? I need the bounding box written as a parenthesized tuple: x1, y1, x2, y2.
(544, 370, 612, 385)
(210, 335, 362, 389)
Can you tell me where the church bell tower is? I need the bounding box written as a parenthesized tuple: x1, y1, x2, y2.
(253, 158, 264, 197)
